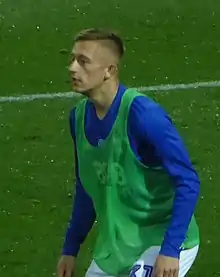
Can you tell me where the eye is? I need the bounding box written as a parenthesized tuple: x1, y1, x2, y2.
(79, 57, 89, 66)
(69, 54, 90, 66)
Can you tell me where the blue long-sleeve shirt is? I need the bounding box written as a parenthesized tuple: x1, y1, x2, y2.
(62, 84, 200, 259)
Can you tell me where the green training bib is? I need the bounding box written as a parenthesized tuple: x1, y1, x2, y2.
(75, 88, 199, 275)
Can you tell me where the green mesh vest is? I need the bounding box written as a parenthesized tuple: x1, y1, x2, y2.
(75, 88, 199, 276)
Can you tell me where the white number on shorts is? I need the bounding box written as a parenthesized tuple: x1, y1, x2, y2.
(129, 265, 153, 277)
(143, 265, 153, 277)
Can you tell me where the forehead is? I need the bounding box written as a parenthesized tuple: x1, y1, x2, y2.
(72, 41, 102, 59)
(72, 40, 114, 64)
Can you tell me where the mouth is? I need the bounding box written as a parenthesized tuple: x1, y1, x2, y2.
(71, 76, 81, 83)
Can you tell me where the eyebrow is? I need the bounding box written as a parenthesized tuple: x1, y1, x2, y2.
(71, 52, 91, 62)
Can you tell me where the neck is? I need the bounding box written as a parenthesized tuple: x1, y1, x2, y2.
(88, 79, 119, 118)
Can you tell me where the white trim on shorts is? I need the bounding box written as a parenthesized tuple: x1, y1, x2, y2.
(85, 245, 199, 277)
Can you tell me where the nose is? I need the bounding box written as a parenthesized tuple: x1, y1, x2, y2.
(69, 59, 79, 73)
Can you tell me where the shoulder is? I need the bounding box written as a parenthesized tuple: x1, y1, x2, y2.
(69, 98, 89, 139)
(71, 98, 88, 122)
(129, 94, 173, 127)
(128, 95, 186, 153)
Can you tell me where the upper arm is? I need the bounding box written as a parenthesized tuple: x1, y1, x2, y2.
(69, 107, 81, 182)
(69, 108, 76, 140)
(129, 96, 199, 183)
(129, 96, 175, 145)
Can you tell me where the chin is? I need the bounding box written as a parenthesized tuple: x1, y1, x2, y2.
(72, 86, 89, 96)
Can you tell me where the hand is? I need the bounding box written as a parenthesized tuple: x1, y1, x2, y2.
(57, 255, 76, 277)
(152, 255, 179, 277)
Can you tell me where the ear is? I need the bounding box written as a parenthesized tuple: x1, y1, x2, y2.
(104, 64, 118, 80)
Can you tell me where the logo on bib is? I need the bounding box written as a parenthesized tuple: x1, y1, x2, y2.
(92, 161, 131, 198)
(93, 161, 107, 185)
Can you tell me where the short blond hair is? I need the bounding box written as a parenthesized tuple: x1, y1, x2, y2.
(74, 28, 125, 59)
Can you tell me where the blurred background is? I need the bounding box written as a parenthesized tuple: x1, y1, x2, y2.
(0, 1, 220, 276)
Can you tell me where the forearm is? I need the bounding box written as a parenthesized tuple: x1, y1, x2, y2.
(62, 179, 96, 256)
(160, 170, 200, 258)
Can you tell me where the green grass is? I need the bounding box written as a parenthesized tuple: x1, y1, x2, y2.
(1, 89, 220, 276)
(0, 0, 220, 276)
(0, 0, 220, 95)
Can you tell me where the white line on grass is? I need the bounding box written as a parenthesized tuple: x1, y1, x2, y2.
(0, 80, 220, 103)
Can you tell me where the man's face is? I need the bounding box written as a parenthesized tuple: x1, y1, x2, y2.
(69, 40, 111, 94)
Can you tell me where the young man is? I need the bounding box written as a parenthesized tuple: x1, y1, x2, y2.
(57, 28, 200, 277)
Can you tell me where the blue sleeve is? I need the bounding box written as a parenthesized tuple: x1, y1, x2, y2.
(129, 96, 200, 259)
(62, 109, 96, 256)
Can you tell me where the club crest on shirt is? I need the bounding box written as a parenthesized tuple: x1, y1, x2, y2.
(98, 139, 104, 146)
